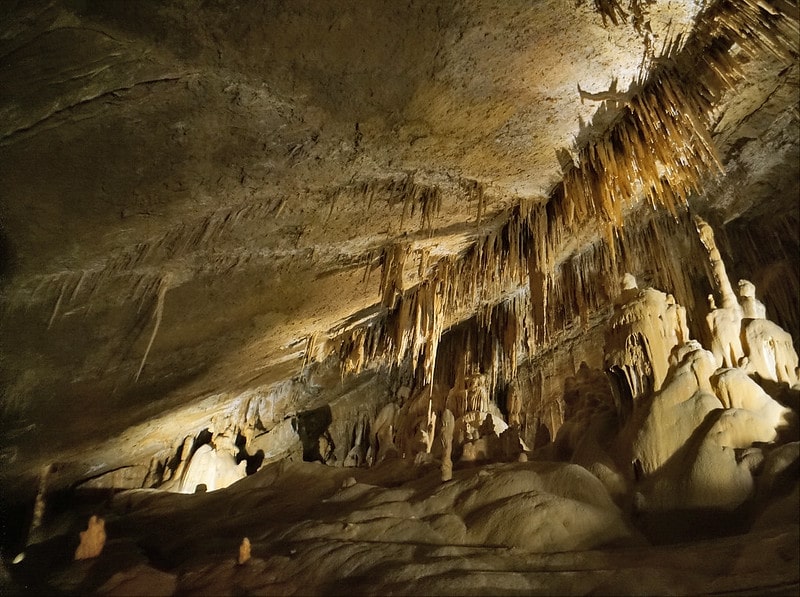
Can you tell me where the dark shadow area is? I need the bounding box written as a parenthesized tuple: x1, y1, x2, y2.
(607, 365, 634, 424)
(532, 422, 551, 450)
(632, 504, 755, 546)
(633, 448, 799, 547)
(1, 486, 123, 596)
(0, 223, 15, 284)
(296, 405, 333, 462)
(234, 432, 265, 475)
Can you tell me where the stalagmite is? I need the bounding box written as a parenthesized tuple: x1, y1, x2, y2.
(604, 274, 687, 402)
(601, 258, 797, 512)
(176, 431, 247, 494)
(742, 319, 800, 385)
(696, 219, 799, 382)
(738, 279, 768, 319)
(712, 367, 792, 429)
(695, 216, 739, 310)
(238, 538, 251, 565)
(369, 403, 398, 465)
(344, 416, 367, 467)
(74, 515, 106, 560)
(705, 294, 745, 369)
(440, 409, 455, 482)
(14, 463, 53, 562)
(696, 217, 746, 368)
(467, 374, 489, 413)
(506, 384, 522, 428)
(445, 378, 468, 420)
(423, 398, 437, 455)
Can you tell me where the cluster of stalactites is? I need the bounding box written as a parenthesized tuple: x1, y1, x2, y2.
(529, 209, 707, 350)
(340, 208, 715, 397)
(333, 0, 798, 394)
(432, 292, 532, 404)
(338, 213, 531, 388)
(348, 172, 443, 234)
(563, 65, 722, 230)
(563, 0, 797, 235)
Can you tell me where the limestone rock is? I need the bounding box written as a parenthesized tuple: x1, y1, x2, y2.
(605, 275, 689, 403)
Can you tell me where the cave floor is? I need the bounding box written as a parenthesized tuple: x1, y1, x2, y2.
(4, 458, 799, 596)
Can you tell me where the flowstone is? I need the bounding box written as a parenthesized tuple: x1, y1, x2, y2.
(604, 257, 795, 511)
(174, 431, 247, 494)
(604, 274, 689, 405)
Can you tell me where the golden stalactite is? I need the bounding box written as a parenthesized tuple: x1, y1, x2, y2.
(562, 0, 797, 239)
(379, 242, 410, 309)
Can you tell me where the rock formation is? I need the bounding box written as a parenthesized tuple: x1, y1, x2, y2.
(174, 431, 247, 494)
(74, 515, 106, 561)
(604, 273, 688, 405)
(238, 537, 251, 565)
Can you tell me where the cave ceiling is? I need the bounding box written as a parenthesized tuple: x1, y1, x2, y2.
(0, 0, 798, 495)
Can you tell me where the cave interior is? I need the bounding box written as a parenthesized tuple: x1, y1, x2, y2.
(0, 0, 799, 595)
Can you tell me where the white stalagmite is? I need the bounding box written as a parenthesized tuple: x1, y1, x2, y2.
(238, 538, 251, 565)
(175, 431, 247, 494)
(696, 217, 799, 383)
(604, 274, 688, 402)
(604, 262, 797, 511)
(695, 216, 740, 310)
(696, 217, 745, 369)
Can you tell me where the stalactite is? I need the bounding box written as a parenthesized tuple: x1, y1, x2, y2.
(341, 172, 446, 234)
(303, 333, 319, 370)
(134, 274, 171, 382)
(379, 242, 410, 308)
(460, 178, 488, 228)
(69, 270, 87, 304)
(47, 278, 67, 329)
(563, 0, 797, 242)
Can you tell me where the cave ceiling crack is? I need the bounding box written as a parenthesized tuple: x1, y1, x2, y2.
(0, 73, 195, 146)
